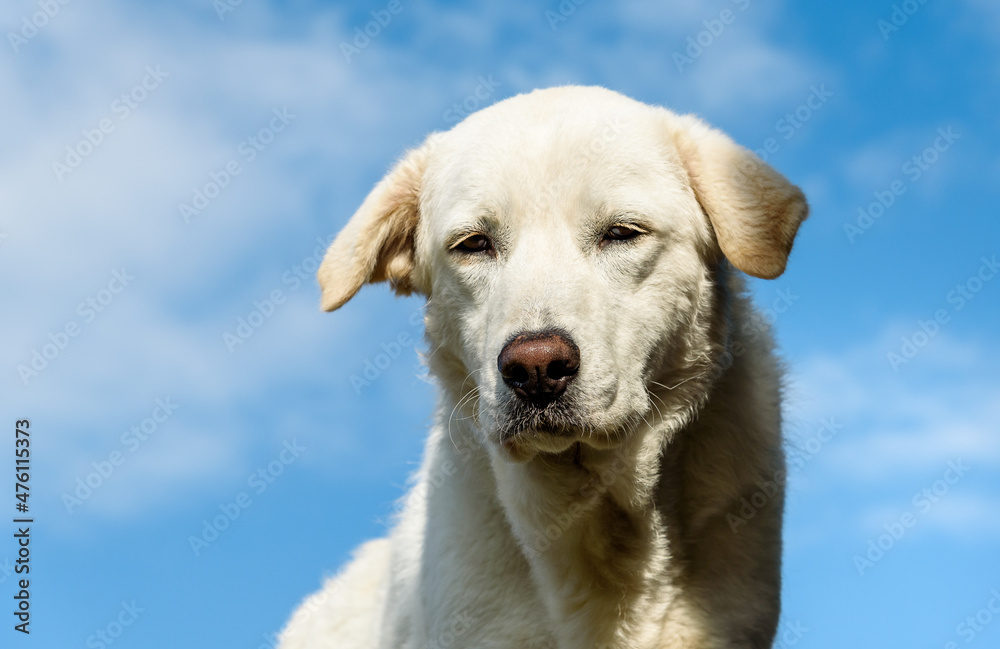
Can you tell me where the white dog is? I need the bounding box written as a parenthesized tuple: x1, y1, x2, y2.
(280, 86, 807, 649)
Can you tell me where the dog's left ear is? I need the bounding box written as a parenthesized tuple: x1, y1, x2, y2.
(668, 114, 808, 279)
(317, 137, 436, 312)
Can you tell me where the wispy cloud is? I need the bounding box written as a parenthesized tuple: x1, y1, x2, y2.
(789, 331, 999, 475)
(785, 329, 1000, 546)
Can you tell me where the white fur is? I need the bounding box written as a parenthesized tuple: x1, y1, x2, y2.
(281, 86, 807, 649)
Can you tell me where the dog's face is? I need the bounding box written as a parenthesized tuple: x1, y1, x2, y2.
(318, 87, 806, 461)
(415, 101, 722, 458)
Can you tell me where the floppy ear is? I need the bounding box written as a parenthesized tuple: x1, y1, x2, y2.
(668, 114, 808, 279)
(317, 138, 435, 312)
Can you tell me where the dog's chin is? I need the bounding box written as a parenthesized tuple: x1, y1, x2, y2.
(492, 417, 630, 463)
(496, 426, 579, 462)
(490, 400, 577, 459)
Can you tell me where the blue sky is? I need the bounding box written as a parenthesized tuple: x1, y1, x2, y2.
(1, 0, 998, 647)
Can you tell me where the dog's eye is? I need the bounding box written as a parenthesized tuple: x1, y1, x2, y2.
(602, 225, 642, 243)
(453, 234, 493, 254)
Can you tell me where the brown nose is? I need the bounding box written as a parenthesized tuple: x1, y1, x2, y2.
(498, 330, 580, 407)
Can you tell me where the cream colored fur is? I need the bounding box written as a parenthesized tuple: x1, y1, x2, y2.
(280, 86, 808, 649)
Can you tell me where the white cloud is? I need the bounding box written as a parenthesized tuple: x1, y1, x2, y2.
(784, 329, 1000, 543)
(788, 331, 999, 473)
(920, 493, 1000, 536)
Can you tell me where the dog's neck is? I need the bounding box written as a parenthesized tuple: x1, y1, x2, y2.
(482, 418, 681, 647)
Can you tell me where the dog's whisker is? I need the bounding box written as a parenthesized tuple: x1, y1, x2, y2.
(447, 384, 482, 453)
(650, 376, 694, 391)
(646, 389, 668, 428)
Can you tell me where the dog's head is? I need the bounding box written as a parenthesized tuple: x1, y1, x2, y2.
(319, 86, 806, 461)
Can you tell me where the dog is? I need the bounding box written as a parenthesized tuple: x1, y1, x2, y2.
(279, 86, 807, 649)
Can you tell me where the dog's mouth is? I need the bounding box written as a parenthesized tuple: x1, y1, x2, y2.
(497, 398, 578, 438)
(483, 365, 636, 460)
(493, 398, 606, 460)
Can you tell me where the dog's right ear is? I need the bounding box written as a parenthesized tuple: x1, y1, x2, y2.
(317, 137, 436, 312)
